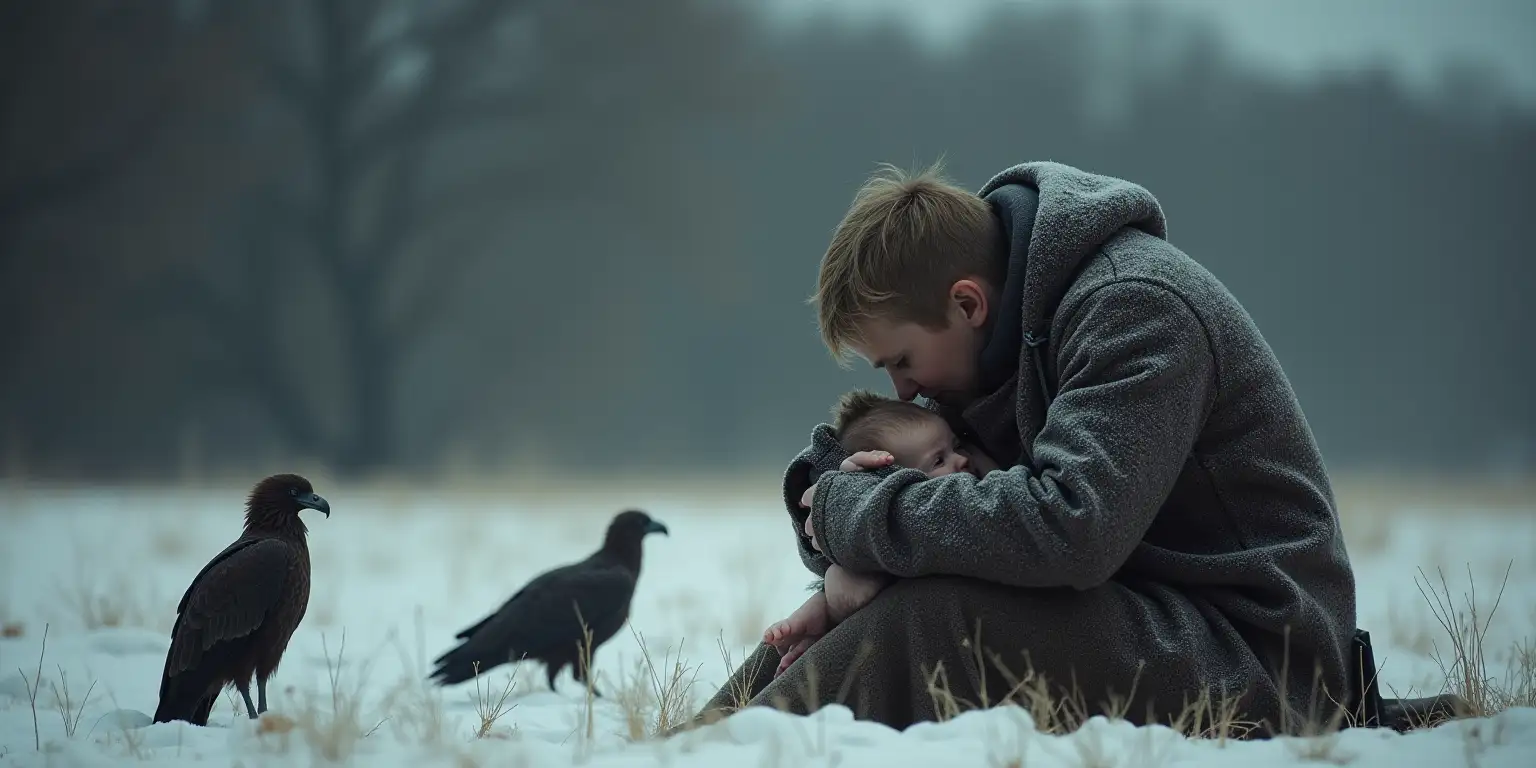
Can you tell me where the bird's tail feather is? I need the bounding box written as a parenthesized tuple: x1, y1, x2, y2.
(429, 646, 500, 686)
(153, 683, 218, 726)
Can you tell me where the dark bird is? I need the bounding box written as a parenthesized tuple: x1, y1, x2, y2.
(429, 509, 669, 695)
(152, 473, 330, 725)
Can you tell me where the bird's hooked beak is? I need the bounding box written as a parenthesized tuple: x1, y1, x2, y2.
(296, 492, 331, 517)
(645, 519, 669, 536)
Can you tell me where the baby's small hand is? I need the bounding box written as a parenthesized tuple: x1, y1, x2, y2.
(840, 451, 895, 472)
(805, 451, 897, 508)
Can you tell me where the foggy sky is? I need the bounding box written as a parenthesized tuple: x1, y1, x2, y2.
(766, 0, 1536, 103)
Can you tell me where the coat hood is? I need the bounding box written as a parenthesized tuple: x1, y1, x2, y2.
(974, 161, 1170, 385)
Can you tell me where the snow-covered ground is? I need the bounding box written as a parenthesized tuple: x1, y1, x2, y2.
(0, 478, 1532, 766)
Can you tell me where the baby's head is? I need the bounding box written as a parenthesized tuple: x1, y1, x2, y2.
(831, 390, 992, 478)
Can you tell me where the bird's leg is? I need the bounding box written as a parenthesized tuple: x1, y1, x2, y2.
(235, 681, 258, 720)
(257, 677, 268, 715)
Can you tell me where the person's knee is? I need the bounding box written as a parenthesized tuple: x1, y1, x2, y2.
(848, 574, 981, 632)
(878, 574, 1009, 605)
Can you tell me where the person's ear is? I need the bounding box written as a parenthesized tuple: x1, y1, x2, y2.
(949, 279, 990, 329)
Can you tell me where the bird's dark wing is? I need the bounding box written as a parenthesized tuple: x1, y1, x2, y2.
(453, 582, 532, 640)
(162, 537, 301, 679)
(460, 562, 637, 659)
(172, 535, 264, 616)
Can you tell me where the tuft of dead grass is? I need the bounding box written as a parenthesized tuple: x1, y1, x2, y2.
(14, 623, 100, 750)
(260, 629, 389, 761)
(716, 633, 766, 714)
(49, 664, 97, 739)
(612, 626, 703, 740)
(1414, 562, 1535, 721)
(467, 661, 519, 739)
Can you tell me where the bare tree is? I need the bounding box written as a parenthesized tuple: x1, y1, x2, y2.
(0, 0, 182, 397)
(152, 0, 759, 477)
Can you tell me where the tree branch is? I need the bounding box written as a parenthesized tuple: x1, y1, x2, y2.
(388, 235, 500, 346)
(141, 266, 327, 458)
(348, 0, 545, 173)
(355, 0, 541, 281)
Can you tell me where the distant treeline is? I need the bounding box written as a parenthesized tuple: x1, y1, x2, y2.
(2, 1, 1530, 480)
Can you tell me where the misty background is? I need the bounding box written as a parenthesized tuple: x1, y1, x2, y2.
(2, 0, 1531, 485)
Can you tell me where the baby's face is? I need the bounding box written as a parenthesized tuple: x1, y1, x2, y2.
(882, 416, 988, 479)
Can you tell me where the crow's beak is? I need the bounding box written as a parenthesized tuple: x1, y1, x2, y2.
(645, 520, 669, 536)
(296, 492, 331, 517)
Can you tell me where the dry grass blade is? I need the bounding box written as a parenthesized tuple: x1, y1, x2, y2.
(573, 605, 597, 747)
(715, 633, 764, 713)
(285, 629, 389, 761)
(1503, 637, 1536, 710)
(49, 665, 98, 738)
(1415, 562, 1514, 720)
(469, 660, 519, 738)
(17, 622, 48, 750)
(628, 626, 702, 738)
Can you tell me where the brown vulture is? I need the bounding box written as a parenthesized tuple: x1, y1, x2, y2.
(152, 473, 330, 725)
(429, 509, 668, 695)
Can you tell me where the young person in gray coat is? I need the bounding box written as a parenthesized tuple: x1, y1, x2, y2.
(684, 160, 1459, 736)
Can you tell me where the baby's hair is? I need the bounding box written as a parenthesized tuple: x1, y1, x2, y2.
(831, 389, 939, 454)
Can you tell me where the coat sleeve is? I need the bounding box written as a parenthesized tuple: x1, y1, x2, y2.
(783, 423, 906, 580)
(808, 279, 1217, 590)
(783, 444, 834, 579)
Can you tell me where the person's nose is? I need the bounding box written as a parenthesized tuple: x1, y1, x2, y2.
(953, 453, 969, 472)
(891, 375, 920, 402)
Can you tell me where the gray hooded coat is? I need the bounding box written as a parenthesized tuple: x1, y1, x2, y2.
(689, 161, 1358, 735)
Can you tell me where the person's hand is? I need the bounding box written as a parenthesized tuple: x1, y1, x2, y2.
(799, 451, 897, 551)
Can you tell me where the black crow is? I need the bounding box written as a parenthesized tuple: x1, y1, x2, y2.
(429, 509, 668, 695)
(153, 473, 330, 725)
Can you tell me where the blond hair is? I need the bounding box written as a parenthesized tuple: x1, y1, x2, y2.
(811, 159, 1003, 363)
(831, 389, 939, 454)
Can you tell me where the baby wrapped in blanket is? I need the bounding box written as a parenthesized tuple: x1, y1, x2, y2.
(764, 390, 1000, 675)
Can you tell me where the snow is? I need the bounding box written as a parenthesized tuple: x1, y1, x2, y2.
(1, 481, 1533, 767)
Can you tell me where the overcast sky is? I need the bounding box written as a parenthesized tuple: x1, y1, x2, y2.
(766, 0, 1536, 104)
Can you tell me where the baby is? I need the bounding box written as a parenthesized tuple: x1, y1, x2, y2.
(764, 390, 1000, 675)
